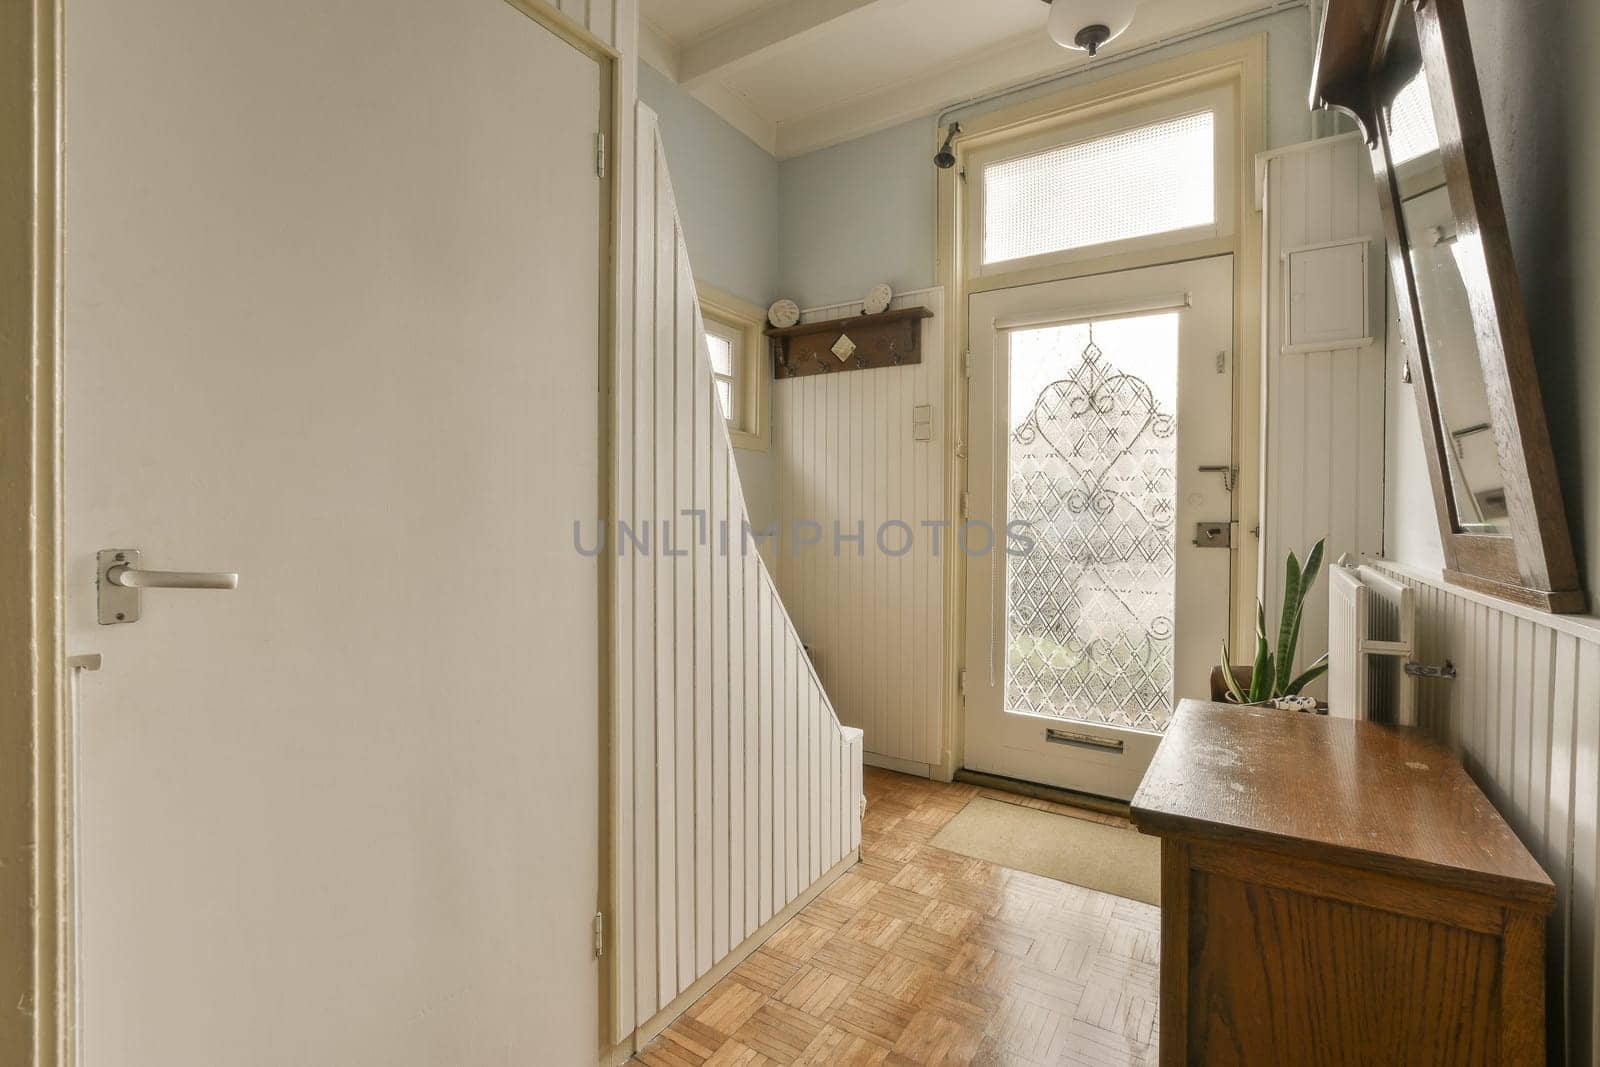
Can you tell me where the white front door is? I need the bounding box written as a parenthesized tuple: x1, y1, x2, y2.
(63, 1, 604, 1063)
(963, 257, 1235, 800)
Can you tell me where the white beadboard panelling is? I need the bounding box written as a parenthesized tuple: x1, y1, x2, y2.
(1378, 561, 1600, 1065)
(772, 289, 947, 769)
(614, 105, 862, 1044)
(1260, 135, 1387, 694)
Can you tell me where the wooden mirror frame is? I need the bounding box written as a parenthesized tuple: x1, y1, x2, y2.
(1312, 0, 1585, 613)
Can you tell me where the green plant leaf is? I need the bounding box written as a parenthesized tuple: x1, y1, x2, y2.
(1286, 652, 1330, 696)
(1273, 538, 1327, 698)
(1253, 651, 1275, 703)
(1247, 601, 1267, 701)
(1300, 538, 1326, 594)
(1273, 550, 1302, 696)
(1219, 640, 1247, 703)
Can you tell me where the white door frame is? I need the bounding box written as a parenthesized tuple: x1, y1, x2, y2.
(0, 4, 620, 1064)
(962, 256, 1236, 799)
(933, 37, 1267, 782)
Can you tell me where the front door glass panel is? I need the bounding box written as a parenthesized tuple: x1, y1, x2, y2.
(1005, 314, 1180, 731)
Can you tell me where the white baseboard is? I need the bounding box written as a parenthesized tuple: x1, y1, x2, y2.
(863, 750, 932, 778)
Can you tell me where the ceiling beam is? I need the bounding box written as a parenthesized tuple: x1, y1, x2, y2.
(689, 81, 781, 156)
(678, 0, 902, 88)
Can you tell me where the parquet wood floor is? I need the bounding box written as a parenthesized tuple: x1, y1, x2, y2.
(632, 769, 1160, 1067)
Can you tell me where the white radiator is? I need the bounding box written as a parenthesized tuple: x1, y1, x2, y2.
(1328, 560, 1417, 723)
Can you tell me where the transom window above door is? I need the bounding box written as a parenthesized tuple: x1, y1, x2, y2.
(967, 85, 1236, 277)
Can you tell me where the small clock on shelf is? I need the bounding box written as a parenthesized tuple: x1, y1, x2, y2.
(863, 283, 893, 316)
(766, 299, 800, 330)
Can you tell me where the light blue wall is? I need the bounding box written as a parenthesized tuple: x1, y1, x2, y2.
(638, 64, 780, 308)
(775, 8, 1319, 308)
(776, 117, 939, 309)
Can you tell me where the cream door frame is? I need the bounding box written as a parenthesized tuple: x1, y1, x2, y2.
(2, 1, 68, 1063)
(935, 35, 1267, 780)
(0, 3, 623, 1064)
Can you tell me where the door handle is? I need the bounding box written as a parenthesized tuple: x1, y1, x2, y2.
(97, 548, 238, 625)
(107, 565, 238, 590)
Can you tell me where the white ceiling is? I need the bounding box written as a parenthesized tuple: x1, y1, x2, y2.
(640, 0, 1285, 158)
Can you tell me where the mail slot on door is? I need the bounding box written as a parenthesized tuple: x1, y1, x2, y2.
(1193, 522, 1231, 548)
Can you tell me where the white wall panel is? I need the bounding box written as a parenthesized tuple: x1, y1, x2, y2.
(1379, 562, 1600, 1065)
(771, 290, 947, 771)
(1260, 135, 1387, 691)
(613, 105, 862, 1044)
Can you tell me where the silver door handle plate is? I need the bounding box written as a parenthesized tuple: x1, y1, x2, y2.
(97, 548, 238, 625)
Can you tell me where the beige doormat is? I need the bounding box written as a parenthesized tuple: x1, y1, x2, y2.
(930, 796, 1161, 905)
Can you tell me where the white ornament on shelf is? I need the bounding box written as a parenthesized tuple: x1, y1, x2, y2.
(767, 299, 800, 329)
(831, 334, 857, 362)
(863, 282, 893, 315)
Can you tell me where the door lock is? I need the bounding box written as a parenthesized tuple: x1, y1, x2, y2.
(1192, 522, 1232, 548)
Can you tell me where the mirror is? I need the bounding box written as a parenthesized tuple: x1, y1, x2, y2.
(1312, 0, 1584, 612)
(1383, 25, 1509, 534)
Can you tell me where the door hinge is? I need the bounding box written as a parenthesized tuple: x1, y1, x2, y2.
(593, 912, 604, 958)
(595, 132, 607, 179)
(962, 349, 973, 380)
(960, 491, 971, 519)
(957, 668, 968, 697)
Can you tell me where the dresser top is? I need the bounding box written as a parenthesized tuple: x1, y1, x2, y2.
(1131, 700, 1554, 910)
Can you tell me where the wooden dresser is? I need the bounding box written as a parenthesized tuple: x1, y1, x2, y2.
(1131, 700, 1554, 1065)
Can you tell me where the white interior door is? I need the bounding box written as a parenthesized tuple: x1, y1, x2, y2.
(63, 1, 604, 1063)
(963, 257, 1234, 800)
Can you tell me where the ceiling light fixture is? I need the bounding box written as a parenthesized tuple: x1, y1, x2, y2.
(1040, 0, 1136, 56)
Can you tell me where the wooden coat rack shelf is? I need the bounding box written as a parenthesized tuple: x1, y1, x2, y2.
(766, 306, 933, 380)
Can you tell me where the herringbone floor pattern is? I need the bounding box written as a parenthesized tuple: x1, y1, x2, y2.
(632, 769, 1159, 1066)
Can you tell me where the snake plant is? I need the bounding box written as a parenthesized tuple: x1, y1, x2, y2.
(1219, 537, 1329, 704)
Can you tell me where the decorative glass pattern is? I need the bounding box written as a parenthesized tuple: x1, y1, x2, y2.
(982, 111, 1215, 265)
(1005, 315, 1179, 731)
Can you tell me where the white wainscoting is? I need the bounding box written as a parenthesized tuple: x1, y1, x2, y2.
(1377, 561, 1600, 1064)
(771, 289, 947, 773)
(1259, 135, 1388, 691)
(611, 105, 864, 1045)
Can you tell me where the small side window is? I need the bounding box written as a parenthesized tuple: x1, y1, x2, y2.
(704, 319, 740, 423)
(699, 286, 769, 452)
